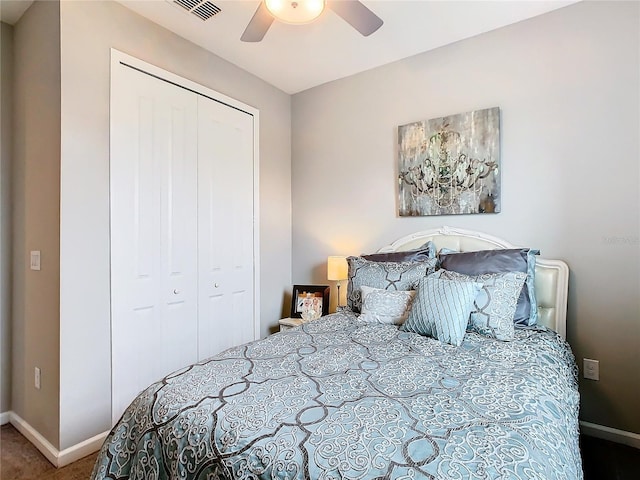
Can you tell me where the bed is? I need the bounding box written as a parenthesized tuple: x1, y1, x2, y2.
(92, 227, 582, 479)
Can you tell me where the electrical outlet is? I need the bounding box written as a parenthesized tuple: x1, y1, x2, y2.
(34, 367, 41, 389)
(583, 358, 599, 381)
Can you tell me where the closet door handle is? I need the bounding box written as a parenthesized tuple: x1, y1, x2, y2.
(214, 283, 220, 288)
(173, 289, 180, 295)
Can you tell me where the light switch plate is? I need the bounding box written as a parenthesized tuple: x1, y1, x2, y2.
(30, 251, 41, 270)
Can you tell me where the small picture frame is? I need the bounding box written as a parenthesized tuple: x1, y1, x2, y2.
(290, 285, 330, 319)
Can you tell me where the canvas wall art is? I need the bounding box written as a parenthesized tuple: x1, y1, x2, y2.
(398, 107, 501, 216)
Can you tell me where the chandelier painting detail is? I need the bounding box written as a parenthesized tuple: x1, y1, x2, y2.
(398, 107, 501, 216)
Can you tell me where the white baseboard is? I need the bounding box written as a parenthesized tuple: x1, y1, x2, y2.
(0, 410, 10, 425)
(58, 429, 108, 467)
(9, 411, 59, 466)
(580, 420, 640, 449)
(6, 411, 108, 467)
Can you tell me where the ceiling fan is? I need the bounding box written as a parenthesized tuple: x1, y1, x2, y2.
(241, 0, 383, 42)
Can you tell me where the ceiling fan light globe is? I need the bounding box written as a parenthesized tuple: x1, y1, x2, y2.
(265, 0, 326, 25)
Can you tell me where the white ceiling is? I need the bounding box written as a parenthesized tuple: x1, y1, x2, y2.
(2, 1, 577, 94)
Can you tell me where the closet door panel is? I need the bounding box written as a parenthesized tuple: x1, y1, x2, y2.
(111, 65, 198, 423)
(159, 102, 199, 373)
(197, 98, 255, 360)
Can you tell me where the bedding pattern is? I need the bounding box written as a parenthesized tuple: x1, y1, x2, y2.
(92, 311, 582, 480)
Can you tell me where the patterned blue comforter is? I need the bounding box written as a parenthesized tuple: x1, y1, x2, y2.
(92, 311, 582, 479)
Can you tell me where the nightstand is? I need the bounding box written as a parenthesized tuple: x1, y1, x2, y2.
(279, 317, 304, 332)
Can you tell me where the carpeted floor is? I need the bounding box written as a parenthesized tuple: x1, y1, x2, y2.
(0, 424, 98, 480)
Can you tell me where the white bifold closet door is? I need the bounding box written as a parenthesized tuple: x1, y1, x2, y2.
(197, 98, 255, 360)
(110, 58, 255, 424)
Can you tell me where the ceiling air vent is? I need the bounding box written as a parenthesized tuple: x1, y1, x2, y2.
(173, 0, 221, 21)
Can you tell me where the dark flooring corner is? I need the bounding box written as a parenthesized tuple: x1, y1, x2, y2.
(581, 434, 640, 480)
(0, 424, 98, 480)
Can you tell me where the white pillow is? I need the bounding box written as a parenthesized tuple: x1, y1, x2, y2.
(359, 285, 416, 325)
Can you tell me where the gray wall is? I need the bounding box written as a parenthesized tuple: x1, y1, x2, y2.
(11, 1, 61, 446)
(292, 1, 639, 434)
(1, 21, 13, 416)
(57, 1, 291, 449)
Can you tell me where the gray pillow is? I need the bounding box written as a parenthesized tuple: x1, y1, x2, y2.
(438, 248, 539, 326)
(362, 241, 436, 263)
(346, 256, 437, 313)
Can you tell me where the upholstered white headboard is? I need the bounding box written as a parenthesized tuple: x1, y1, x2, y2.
(378, 226, 569, 339)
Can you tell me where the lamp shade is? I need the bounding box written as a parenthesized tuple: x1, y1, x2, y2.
(327, 256, 348, 281)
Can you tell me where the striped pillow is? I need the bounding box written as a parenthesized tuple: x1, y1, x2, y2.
(401, 276, 482, 346)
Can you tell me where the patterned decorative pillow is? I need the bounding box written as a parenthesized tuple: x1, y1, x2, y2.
(438, 248, 539, 326)
(362, 241, 436, 263)
(359, 286, 416, 325)
(434, 269, 527, 341)
(401, 276, 482, 346)
(346, 256, 437, 313)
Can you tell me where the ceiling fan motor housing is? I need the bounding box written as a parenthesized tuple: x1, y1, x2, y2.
(241, 0, 383, 42)
(265, 0, 326, 25)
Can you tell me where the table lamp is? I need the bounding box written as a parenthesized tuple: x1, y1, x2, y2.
(327, 256, 348, 309)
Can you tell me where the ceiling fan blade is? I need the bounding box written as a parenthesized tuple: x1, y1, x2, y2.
(241, 2, 274, 42)
(328, 0, 383, 37)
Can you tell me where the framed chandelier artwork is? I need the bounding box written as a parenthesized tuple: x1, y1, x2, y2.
(397, 107, 501, 216)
